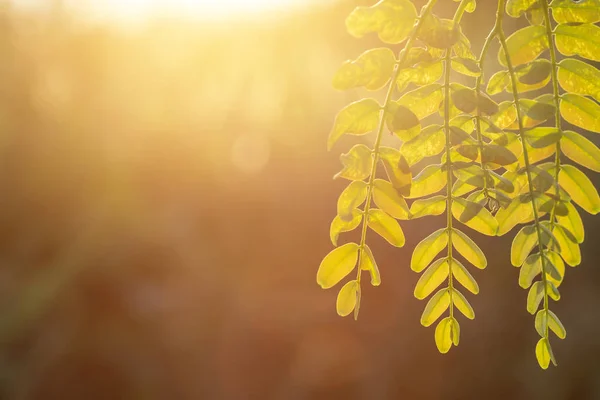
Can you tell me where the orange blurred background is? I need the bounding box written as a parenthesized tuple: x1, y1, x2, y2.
(0, 0, 599, 399)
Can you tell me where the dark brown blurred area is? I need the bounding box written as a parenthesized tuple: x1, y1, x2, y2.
(0, 1, 599, 399)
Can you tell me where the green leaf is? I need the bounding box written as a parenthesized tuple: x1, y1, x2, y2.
(524, 127, 562, 149)
(367, 209, 406, 247)
(551, 0, 600, 23)
(498, 25, 548, 67)
(410, 195, 447, 219)
(452, 228, 486, 269)
(451, 197, 498, 236)
(373, 179, 409, 219)
(487, 71, 509, 95)
(554, 23, 600, 62)
(556, 202, 584, 243)
(548, 310, 567, 339)
(527, 281, 544, 314)
(561, 130, 600, 172)
(346, 0, 418, 44)
(452, 288, 475, 319)
(360, 244, 381, 286)
(400, 124, 445, 166)
(544, 251, 565, 287)
(386, 103, 421, 140)
(337, 180, 368, 221)
(559, 164, 600, 214)
(547, 281, 561, 301)
(553, 224, 582, 267)
(396, 61, 444, 91)
(524, 101, 556, 122)
(411, 228, 447, 273)
(560, 93, 600, 134)
(518, 59, 552, 85)
(420, 288, 450, 327)
(558, 58, 600, 102)
(328, 99, 380, 150)
(336, 280, 358, 317)
(330, 209, 362, 246)
(396, 84, 444, 120)
(379, 147, 412, 196)
(408, 164, 447, 199)
(519, 253, 541, 289)
(536, 337, 557, 369)
(335, 144, 372, 181)
(414, 259, 449, 300)
(451, 259, 479, 294)
(535, 309, 547, 337)
(333, 48, 396, 91)
(435, 316, 459, 353)
(506, 0, 540, 18)
(317, 243, 360, 289)
(511, 225, 538, 267)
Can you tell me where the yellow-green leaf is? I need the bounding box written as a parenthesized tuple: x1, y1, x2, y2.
(414, 259, 449, 300)
(386, 103, 421, 140)
(373, 179, 409, 219)
(554, 23, 600, 62)
(328, 99, 380, 150)
(535, 337, 556, 369)
(367, 209, 405, 247)
(317, 243, 360, 289)
(548, 310, 567, 339)
(420, 288, 450, 327)
(519, 253, 541, 289)
(337, 180, 368, 221)
(419, 16, 460, 49)
(410, 195, 447, 218)
(330, 209, 362, 246)
(396, 61, 444, 91)
(435, 316, 458, 353)
(400, 124, 445, 166)
(360, 244, 381, 286)
(333, 48, 396, 91)
(379, 147, 412, 196)
(506, 0, 539, 18)
(498, 25, 548, 67)
(556, 202, 584, 243)
(346, 0, 418, 44)
(561, 130, 600, 172)
(408, 164, 447, 199)
(558, 58, 600, 102)
(553, 224, 582, 267)
(511, 225, 538, 267)
(451, 259, 479, 294)
(544, 251, 565, 287)
(527, 281, 544, 314)
(336, 280, 358, 317)
(451, 288, 475, 319)
(335, 144, 373, 181)
(496, 197, 533, 236)
(411, 228, 448, 272)
(559, 164, 600, 214)
(560, 93, 600, 134)
(451, 57, 481, 77)
(396, 83, 444, 120)
(452, 228, 487, 269)
(551, 0, 600, 24)
(451, 197, 498, 236)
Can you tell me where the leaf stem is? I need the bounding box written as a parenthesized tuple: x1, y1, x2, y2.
(354, 0, 439, 317)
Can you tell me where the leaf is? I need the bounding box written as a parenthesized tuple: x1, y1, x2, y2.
(396, 84, 444, 119)
(511, 225, 538, 267)
(551, 0, 600, 23)
(547, 281, 561, 301)
(379, 147, 412, 196)
(400, 124, 444, 166)
(524, 101, 556, 122)
(451, 197, 498, 236)
(419, 15, 460, 49)
(553, 224, 582, 267)
(535, 309, 547, 337)
(317, 243, 360, 289)
(556, 202, 584, 243)
(346, 0, 418, 44)
(554, 23, 600, 62)
(360, 244, 381, 286)
(548, 310, 567, 339)
(414, 259, 449, 300)
(373, 179, 410, 219)
(330, 209, 362, 246)
(498, 25, 548, 67)
(558, 58, 600, 102)
(420, 288, 450, 327)
(337, 180, 368, 221)
(536, 337, 557, 369)
(328, 99, 381, 150)
(544, 251, 565, 287)
(487, 71, 509, 95)
(333, 48, 397, 91)
(410, 195, 447, 219)
(336, 280, 358, 317)
(452, 288, 475, 319)
(435, 316, 459, 353)
(451, 88, 498, 115)
(408, 164, 447, 198)
(482, 144, 519, 165)
(451, 259, 479, 294)
(560, 93, 600, 134)
(396, 61, 444, 91)
(367, 209, 406, 247)
(561, 130, 600, 172)
(451, 57, 481, 77)
(411, 228, 448, 273)
(452, 228, 486, 269)
(524, 127, 562, 149)
(506, 0, 540, 18)
(527, 281, 544, 315)
(335, 144, 372, 181)
(559, 164, 600, 214)
(518, 59, 552, 85)
(386, 103, 421, 140)
(519, 253, 541, 289)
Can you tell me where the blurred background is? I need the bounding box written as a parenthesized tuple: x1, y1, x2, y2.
(0, 0, 598, 399)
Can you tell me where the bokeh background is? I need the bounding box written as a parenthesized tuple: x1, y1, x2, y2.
(0, 0, 599, 399)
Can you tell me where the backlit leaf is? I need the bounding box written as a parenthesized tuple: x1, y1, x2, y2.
(414, 259, 449, 300)
(336, 280, 358, 317)
(451, 259, 479, 294)
(451, 57, 481, 77)
(408, 164, 447, 198)
(367, 209, 406, 247)
(330, 209, 362, 246)
(435, 316, 458, 353)
(420, 15, 460, 49)
(333, 47, 396, 91)
(527, 281, 544, 314)
(335, 144, 372, 181)
(396, 83, 444, 119)
(452, 288, 475, 319)
(560, 93, 600, 134)
(535, 337, 557, 369)
(506, 0, 539, 18)
(561, 130, 600, 172)
(511, 225, 538, 267)
(317, 243, 360, 289)
(360, 244, 381, 286)
(346, 0, 418, 44)
(379, 147, 412, 196)
(337, 180, 368, 221)
(559, 164, 600, 214)
(518, 59, 552, 85)
(451, 197, 498, 236)
(553, 224, 582, 267)
(420, 288, 450, 327)
(558, 58, 600, 102)
(554, 23, 600, 62)
(519, 253, 541, 289)
(400, 124, 445, 166)
(410, 195, 447, 218)
(452, 228, 487, 269)
(524, 127, 562, 149)
(328, 98, 380, 150)
(498, 25, 548, 67)
(396, 61, 444, 91)
(551, 0, 600, 24)
(544, 251, 565, 287)
(548, 310, 567, 339)
(556, 202, 584, 243)
(411, 228, 448, 273)
(373, 179, 410, 219)
(386, 103, 421, 140)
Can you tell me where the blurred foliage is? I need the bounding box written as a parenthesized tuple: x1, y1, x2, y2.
(0, 1, 598, 399)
